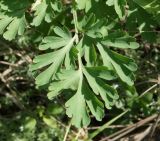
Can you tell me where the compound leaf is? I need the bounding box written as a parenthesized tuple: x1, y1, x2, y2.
(0, 0, 28, 40)
(39, 27, 72, 50)
(31, 0, 62, 26)
(30, 27, 76, 86)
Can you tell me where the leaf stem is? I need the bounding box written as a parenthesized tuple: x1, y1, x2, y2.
(72, 1, 79, 43)
(72, 1, 82, 73)
(72, 1, 78, 34)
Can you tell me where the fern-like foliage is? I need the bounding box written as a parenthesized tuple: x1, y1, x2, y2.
(0, 0, 29, 40)
(0, 0, 159, 128)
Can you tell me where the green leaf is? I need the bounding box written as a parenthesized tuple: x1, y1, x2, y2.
(47, 103, 64, 115)
(66, 88, 90, 128)
(48, 70, 79, 100)
(31, 0, 62, 26)
(0, 13, 26, 41)
(83, 81, 104, 121)
(86, 19, 108, 38)
(76, 0, 92, 12)
(23, 117, 36, 131)
(133, 0, 160, 24)
(31, 0, 48, 26)
(82, 35, 97, 66)
(0, 15, 12, 34)
(97, 43, 137, 86)
(43, 116, 57, 128)
(126, 0, 158, 43)
(85, 66, 117, 80)
(65, 72, 90, 128)
(83, 67, 119, 109)
(39, 27, 72, 50)
(0, 0, 29, 11)
(0, 0, 29, 40)
(64, 47, 78, 69)
(3, 15, 26, 41)
(106, 0, 126, 19)
(65, 77, 105, 128)
(101, 31, 139, 49)
(27, 0, 141, 128)
(114, 0, 126, 20)
(30, 27, 76, 86)
(47, 63, 118, 127)
(106, 0, 114, 6)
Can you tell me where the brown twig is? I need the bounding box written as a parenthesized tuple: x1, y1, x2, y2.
(87, 125, 128, 130)
(149, 113, 160, 139)
(0, 61, 18, 67)
(119, 125, 152, 141)
(100, 114, 158, 141)
(87, 123, 154, 130)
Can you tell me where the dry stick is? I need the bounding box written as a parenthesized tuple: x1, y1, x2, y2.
(87, 125, 129, 130)
(0, 66, 25, 109)
(0, 61, 18, 67)
(126, 83, 158, 107)
(132, 125, 152, 141)
(63, 122, 72, 141)
(125, 125, 152, 141)
(100, 114, 157, 141)
(119, 125, 152, 141)
(139, 84, 158, 98)
(87, 123, 153, 130)
(149, 83, 160, 138)
(75, 129, 83, 140)
(0, 48, 31, 110)
(149, 110, 160, 138)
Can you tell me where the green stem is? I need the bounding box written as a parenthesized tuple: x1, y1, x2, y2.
(72, 1, 82, 73)
(72, 1, 79, 44)
(88, 110, 129, 140)
(72, 4, 84, 139)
